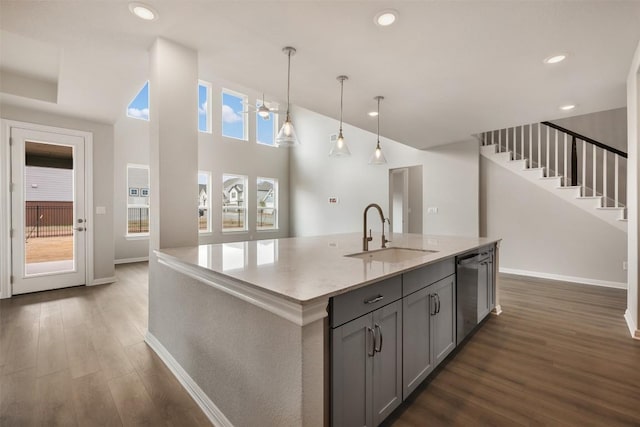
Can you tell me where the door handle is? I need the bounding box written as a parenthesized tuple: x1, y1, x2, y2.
(364, 295, 384, 305)
(73, 226, 84, 232)
(374, 324, 383, 353)
(367, 327, 375, 357)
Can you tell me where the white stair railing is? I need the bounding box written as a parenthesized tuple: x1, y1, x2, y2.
(479, 121, 628, 209)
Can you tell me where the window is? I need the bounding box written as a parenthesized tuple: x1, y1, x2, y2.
(256, 100, 277, 146)
(221, 89, 247, 140)
(198, 81, 212, 133)
(127, 81, 150, 121)
(257, 177, 277, 230)
(198, 171, 211, 233)
(127, 165, 150, 235)
(222, 173, 247, 232)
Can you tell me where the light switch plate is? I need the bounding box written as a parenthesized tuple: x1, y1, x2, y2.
(427, 207, 438, 214)
(328, 197, 339, 204)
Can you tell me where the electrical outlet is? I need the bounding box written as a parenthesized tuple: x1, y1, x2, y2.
(427, 207, 438, 214)
(623, 261, 628, 271)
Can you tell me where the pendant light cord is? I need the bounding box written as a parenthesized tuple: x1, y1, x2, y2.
(286, 50, 291, 117)
(339, 79, 344, 133)
(377, 97, 381, 144)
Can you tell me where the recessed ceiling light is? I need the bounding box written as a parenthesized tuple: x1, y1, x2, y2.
(129, 2, 158, 21)
(374, 10, 398, 27)
(560, 104, 576, 111)
(368, 111, 379, 117)
(544, 54, 567, 64)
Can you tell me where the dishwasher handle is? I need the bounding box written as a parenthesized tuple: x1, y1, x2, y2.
(457, 254, 481, 266)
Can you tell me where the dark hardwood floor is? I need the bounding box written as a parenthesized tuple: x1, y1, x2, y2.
(387, 275, 640, 427)
(2, 265, 639, 426)
(0, 262, 211, 427)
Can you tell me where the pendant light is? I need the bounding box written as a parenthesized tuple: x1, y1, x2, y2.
(275, 46, 300, 147)
(369, 96, 387, 165)
(329, 75, 351, 157)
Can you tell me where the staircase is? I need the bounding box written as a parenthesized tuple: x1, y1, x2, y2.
(479, 122, 628, 232)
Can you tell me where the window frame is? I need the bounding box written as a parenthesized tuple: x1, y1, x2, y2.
(222, 173, 248, 233)
(256, 176, 278, 231)
(221, 88, 248, 141)
(256, 99, 278, 147)
(198, 171, 212, 234)
(198, 80, 212, 134)
(126, 164, 150, 238)
(126, 81, 150, 121)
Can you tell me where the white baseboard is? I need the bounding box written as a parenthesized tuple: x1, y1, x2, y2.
(114, 256, 149, 265)
(91, 276, 117, 286)
(624, 309, 640, 340)
(145, 331, 234, 427)
(499, 267, 627, 289)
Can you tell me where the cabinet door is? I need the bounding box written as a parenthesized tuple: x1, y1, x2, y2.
(432, 275, 456, 367)
(477, 260, 491, 320)
(402, 287, 433, 399)
(332, 313, 374, 427)
(372, 300, 403, 426)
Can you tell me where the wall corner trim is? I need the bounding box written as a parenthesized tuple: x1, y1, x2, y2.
(114, 256, 149, 265)
(624, 309, 640, 340)
(91, 276, 117, 286)
(145, 331, 235, 427)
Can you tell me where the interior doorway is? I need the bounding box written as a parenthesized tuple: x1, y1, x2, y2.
(10, 126, 87, 294)
(389, 165, 423, 235)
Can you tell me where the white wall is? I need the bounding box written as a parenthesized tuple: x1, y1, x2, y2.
(625, 40, 640, 338)
(289, 106, 479, 238)
(480, 156, 627, 287)
(114, 70, 290, 261)
(195, 74, 290, 245)
(0, 104, 115, 281)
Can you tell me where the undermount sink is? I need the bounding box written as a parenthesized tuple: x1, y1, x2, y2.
(345, 247, 438, 263)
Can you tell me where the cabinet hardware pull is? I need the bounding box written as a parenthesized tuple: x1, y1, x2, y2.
(367, 327, 375, 357)
(436, 293, 441, 314)
(374, 324, 383, 353)
(364, 295, 384, 304)
(430, 294, 436, 316)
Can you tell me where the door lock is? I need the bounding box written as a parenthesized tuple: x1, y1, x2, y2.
(73, 226, 85, 232)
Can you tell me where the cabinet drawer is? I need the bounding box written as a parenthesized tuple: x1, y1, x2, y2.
(402, 259, 455, 296)
(331, 276, 402, 328)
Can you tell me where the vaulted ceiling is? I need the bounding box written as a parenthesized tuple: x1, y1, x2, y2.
(1, 1, 639, 149)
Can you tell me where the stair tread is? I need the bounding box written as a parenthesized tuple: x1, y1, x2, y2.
(577, 196, 602, 199)
(597, 207, 625, 211)
(557, 186, 581, 190)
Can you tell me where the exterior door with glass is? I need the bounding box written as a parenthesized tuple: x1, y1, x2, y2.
(10, 127, 86, 294)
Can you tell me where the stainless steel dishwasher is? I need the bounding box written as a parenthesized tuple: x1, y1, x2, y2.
(456, 250, 492, 344)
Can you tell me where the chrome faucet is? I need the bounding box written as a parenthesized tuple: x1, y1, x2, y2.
(363, 203, 390, 251)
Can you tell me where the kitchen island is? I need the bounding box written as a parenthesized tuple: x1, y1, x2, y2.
(147, 233, 500, 427)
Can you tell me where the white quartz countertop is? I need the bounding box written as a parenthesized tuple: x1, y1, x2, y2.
(156, 233, 499, 305)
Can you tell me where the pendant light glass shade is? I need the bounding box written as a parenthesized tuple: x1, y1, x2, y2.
(369, 96, 387, 165)
(369, 141, 387, 164)
(275, 47, 300, 147)
(329, 75, 351, 157)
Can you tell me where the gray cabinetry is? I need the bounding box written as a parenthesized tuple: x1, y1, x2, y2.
(432, 275, 456, 366)
(477, 247, 494, 321)
(331, 278, 402, 427)
(402, 274, 455, 398)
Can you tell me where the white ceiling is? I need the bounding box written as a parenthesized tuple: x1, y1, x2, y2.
(1, 1, 639, 149)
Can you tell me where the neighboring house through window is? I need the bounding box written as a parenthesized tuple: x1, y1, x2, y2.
(127, 164, 150, 235)
(198, 171, 211, 233)
(222, 173, 247, 232)
(257, 177, 277, 230)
